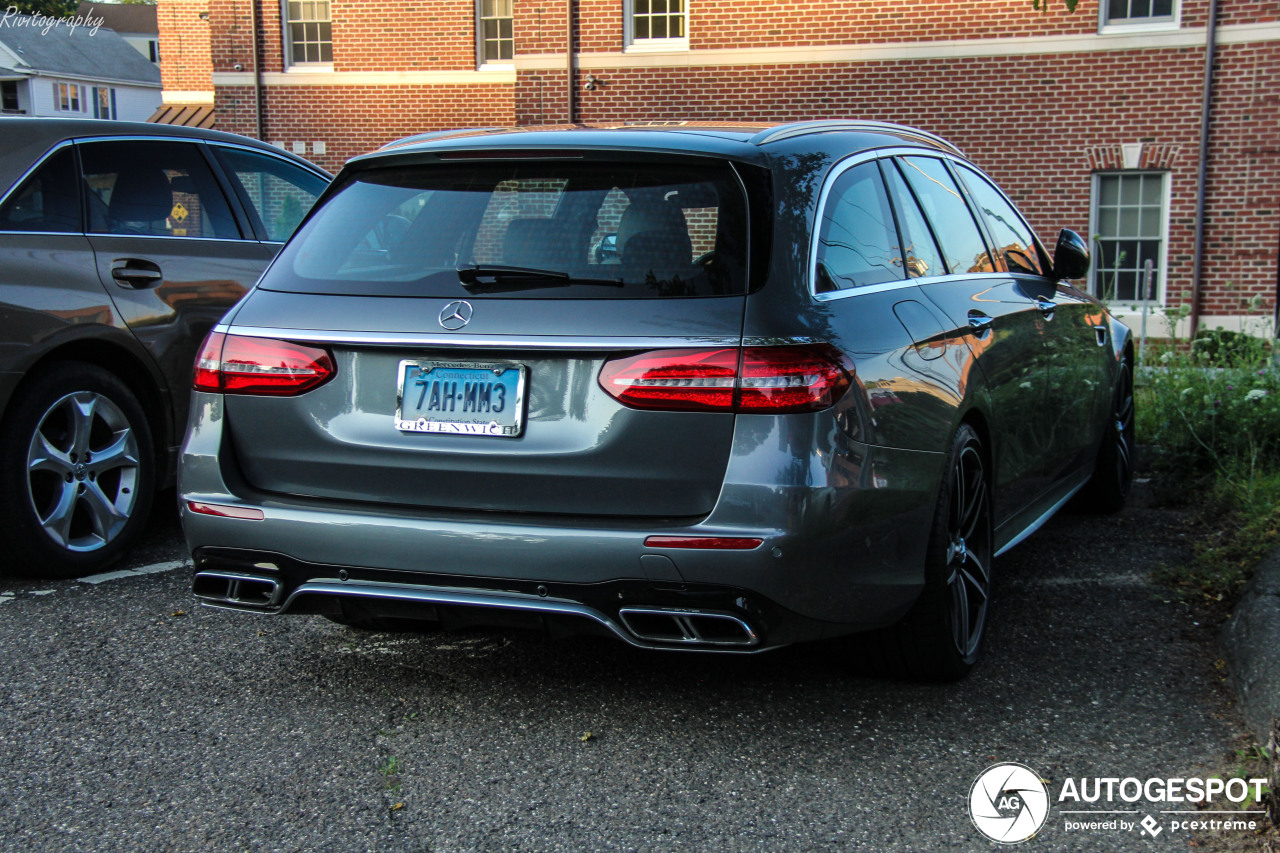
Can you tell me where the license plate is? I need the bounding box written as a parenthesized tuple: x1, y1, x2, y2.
(395, 359, 527, 437)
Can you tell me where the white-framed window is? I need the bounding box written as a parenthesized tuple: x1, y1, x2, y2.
(1090, 172, 1170, 304)
(53, 82, 83, 112)
(1100, 0, 1179, 32)
(476, 0, 513, 65)
(625, 0, 688, 52)
(92, 87, 116, 120)
(284, 0, 332, 66)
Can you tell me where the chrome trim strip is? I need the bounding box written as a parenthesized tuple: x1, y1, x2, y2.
(269, 581, 770, 653)
(84, 232, 259, 244)
(994, 478, 1087, 557)
(222, 325, 744, 350)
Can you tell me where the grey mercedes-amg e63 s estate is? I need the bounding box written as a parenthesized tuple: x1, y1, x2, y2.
(179, 121, 1133, 680)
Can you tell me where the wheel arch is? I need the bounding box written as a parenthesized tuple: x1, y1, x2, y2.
(2, 337, 174, 474)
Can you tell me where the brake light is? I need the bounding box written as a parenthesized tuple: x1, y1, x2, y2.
(599, 345, 851, 413)
(644, 536, 764, 550)
(193, 332, 335, 396)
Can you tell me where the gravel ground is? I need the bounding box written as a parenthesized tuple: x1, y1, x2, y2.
(0, 498, 1259, 852)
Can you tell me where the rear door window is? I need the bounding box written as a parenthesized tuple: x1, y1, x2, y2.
(813, 160, 904, 293)
(953, 163, 1046, 276)
(898, 156, 994, 275)
(211, 146, 328, 242)
(271, 160, 749, 298)
(0, 147, 80, 233)
(880, 159, 946, 280)
(80, 140, 241, 240)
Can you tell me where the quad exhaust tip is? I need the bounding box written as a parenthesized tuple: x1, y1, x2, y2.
(618, 607, 759, 647)
(193, 571, 282, 609)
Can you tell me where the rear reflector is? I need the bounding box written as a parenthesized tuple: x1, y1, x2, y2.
(194, 332, 334, 396)
(599, 345, 851, 413)
(644, 536, 764, 550)
(187, 501, 265, 521)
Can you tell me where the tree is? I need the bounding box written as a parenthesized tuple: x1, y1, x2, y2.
(6, 1, 79, 14)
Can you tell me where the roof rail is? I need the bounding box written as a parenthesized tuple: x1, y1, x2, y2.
(749, 120, 963, 155)
(379, 128, 504, 150)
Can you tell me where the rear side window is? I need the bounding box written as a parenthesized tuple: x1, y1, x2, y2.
(213, 146, 328, 242)
(954, 164, 1046, 276)
(880, 160, 946, 280)
(80, 140, 241, 240)
(0, 147, 80, 233)
(272, 160, 749, 298)
(814, 161, 903, 292)
(898, 156, 994, 275)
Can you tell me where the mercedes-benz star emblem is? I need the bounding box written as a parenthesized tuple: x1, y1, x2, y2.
(438, 300, 473, 331)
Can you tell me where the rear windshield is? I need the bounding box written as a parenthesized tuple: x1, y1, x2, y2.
(266, 159, 749, 298)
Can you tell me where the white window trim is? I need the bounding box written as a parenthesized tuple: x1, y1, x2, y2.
(281, 0, 334, 70)
(1098, 0, 1181, 35)
(623, 0, 690, 53)
(1088, 170, 1172, 311)
(475, 0, 515, 69)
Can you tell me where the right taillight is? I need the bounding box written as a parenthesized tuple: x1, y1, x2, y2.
(193, 331, 335, 396)
(599, 344, 851, 413)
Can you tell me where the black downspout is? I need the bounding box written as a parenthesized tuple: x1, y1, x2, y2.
(1189, 0, 1219, 340)
(566, 0, 575, 124)
(250, 0, 263, 140)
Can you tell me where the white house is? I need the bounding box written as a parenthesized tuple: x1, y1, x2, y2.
(0, 12, 161, 121)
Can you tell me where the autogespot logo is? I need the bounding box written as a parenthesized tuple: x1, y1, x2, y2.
(969, 763, 1051, 844)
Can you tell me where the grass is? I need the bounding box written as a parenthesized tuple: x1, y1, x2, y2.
(1136, 322, 1280, 604)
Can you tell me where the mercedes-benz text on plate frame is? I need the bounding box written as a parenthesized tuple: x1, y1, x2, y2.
(438, 300, 473, 330)
(395, 360, 528, 437)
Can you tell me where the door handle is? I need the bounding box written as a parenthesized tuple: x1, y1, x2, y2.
(1035, 297, 1056, 318)
(111, 259, 163, 289)
(967, 311, 994, 333)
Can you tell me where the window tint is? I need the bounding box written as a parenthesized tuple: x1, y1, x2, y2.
(274, 161, 748, 299)
(814, 161, 903, 292)
(881, 160, 946, 280)
(214, 147, 327, 241)
(80, 140, 240, 239)
(0, 147, 79, 233)
(955, 164, 1045, 277)
(898, 156, 994, 275)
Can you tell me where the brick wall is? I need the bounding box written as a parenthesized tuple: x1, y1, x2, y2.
(195, 0, 1279, 322)
(158, 0, 212, 93)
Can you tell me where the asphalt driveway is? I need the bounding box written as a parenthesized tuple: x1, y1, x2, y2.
(0, 499, 1252, 852)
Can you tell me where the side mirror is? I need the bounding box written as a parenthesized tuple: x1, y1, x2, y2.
(1052, 228, 1090, 281)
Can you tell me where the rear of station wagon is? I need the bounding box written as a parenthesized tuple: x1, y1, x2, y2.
(180, 121, 1133, 680)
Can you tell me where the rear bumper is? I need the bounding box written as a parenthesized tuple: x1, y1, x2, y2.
(180, 392, 944, 649)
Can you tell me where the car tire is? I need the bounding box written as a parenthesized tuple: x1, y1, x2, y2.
(0, 362, 156, 579)
(851, 423, 993, 682)
(1075, 354, 1134, 514)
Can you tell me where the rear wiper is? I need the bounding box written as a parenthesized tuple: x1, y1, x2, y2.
(456, 264, 624, 293)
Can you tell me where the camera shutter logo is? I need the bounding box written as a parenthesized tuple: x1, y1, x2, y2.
(969, 763, 1050, 844)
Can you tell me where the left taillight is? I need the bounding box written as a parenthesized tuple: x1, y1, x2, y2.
(193, 332, 335, 396)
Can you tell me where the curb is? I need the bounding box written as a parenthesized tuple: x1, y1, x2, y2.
(1222, 547, 1280, 743)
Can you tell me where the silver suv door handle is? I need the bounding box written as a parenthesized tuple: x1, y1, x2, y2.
(111, 259, 163, 289)
(967, 311, 994, 333)
(1035, 297, 1056, 318)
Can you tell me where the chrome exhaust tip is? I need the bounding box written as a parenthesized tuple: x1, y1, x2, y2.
(618, 608, 759, 647)
(193, 571, 283, 609)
